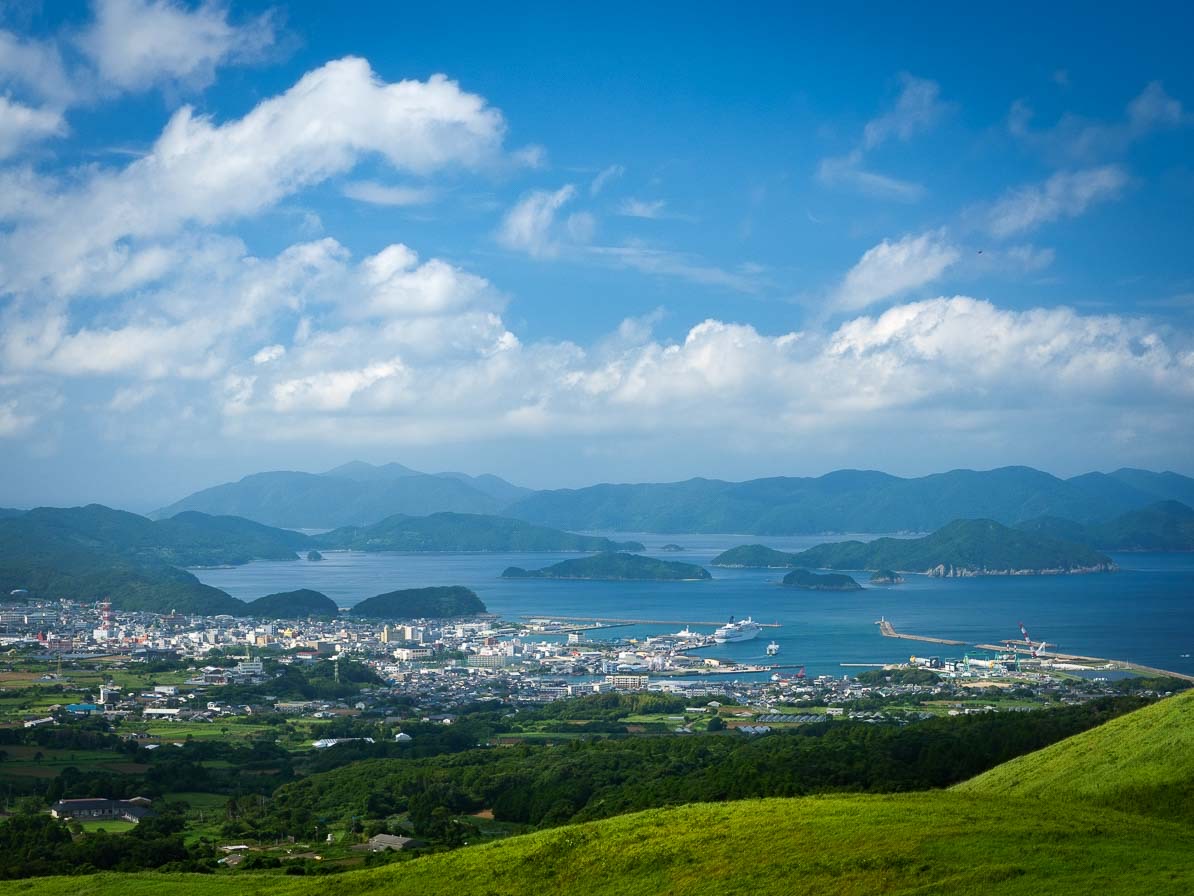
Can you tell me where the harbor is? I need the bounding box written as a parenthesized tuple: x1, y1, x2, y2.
(877, 618, 1194, 683)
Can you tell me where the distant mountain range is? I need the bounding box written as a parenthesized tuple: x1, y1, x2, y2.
(507, 467, 1194, 535)
(151, 463, 1194, 534)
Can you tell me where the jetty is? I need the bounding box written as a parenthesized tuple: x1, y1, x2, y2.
(876, 618, 966, 646)
(524, 615, 781, 628)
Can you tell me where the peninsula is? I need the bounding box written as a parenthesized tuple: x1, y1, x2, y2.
(785, 519, 1116, 576)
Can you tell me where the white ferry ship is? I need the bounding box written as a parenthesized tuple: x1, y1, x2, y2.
(713, 616, 762, 643)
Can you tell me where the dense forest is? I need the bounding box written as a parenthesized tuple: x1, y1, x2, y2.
(251, 696, 1147, 838)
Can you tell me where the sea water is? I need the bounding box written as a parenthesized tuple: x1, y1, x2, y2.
(193, 532, 1194, 679)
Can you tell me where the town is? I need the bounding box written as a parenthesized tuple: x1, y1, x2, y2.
(1, 597, 1177, 735)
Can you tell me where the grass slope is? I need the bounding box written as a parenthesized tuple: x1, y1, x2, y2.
(14, 693, 1194, 895)
(958, 687, 1194, 824)
(14, 793, 1194, 895)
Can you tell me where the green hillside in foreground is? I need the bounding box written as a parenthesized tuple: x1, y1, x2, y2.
(958, 686, 1194, 824)
(14, 792, 1194, 896)
(15, 691, 1194, 895)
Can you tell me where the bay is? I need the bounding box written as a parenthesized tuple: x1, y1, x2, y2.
(193, 532, 1194, 679)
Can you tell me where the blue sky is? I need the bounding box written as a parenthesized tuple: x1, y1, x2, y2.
(0, 1, 1191, 509)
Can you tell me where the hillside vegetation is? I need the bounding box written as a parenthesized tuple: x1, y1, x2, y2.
(0, 506, 263, 615)
(349, 586, 485, 618)
(786, 518, 1116, 575)
(781, 568, 863, 590)
(1017, 500, 1194, 551)
(958, 686, 1194, 824)
(13, 794, 1194, 896)
(245, 589, 340, 619)
(9, 692, 1194, 894)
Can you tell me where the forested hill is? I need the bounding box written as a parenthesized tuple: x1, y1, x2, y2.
(505, 466, 1194, 534)
(782, 519, 1116, 576)
(151, 462, 528, 528)
(1017, 500, 1194, 551)
(315, 512, 643, 553)
(246, 589, 340, 619)
(349, 586, 485, 618)
(781, 569, 863, 591)
(0, 505, 311, 614)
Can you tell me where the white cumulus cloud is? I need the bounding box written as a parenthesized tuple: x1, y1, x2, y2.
(0, 57, 507, 297)
(0, 96, 66, 158)
(77, 0, 276, 93)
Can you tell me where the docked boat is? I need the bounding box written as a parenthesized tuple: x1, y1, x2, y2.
(713, 616, 762, 643)
(766, 641, 780, 656)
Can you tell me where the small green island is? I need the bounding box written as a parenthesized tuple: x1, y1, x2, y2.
(712, 544, 801, 568)
(782, 569, 863, 591)
(246, 588, 339, 619)
(660, 543, 685, 552)
(349, 585, 486, 619)
(307, 550, 323, 561)
(502, 553, 712, 581)
(869, 569, 904, 585)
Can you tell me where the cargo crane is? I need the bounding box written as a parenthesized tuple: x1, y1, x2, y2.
(1018, 622, 1049, 657)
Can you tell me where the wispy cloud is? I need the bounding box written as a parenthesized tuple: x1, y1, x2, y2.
(589, 164, 624, 196)
(1009, 82, 1187, 161)
(616, 198, 667, 219)
(817, 151, 924, 202)
(342, 181, 437, 207)
(587, 245, 764, 293)
(817, 74, 948, 201)
(985, 166, 1128, 238)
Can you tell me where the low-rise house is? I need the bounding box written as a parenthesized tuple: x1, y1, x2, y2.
(361, 833, 424, 852)
(50, 797, 154, 823)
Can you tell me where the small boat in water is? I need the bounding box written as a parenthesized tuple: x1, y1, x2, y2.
(766, 641, 780, 656)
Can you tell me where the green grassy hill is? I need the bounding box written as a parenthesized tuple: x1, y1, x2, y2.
(13, 792, 1194, 895)
(13, 692, 1194, 895)
(958, 686, 1194, 824)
